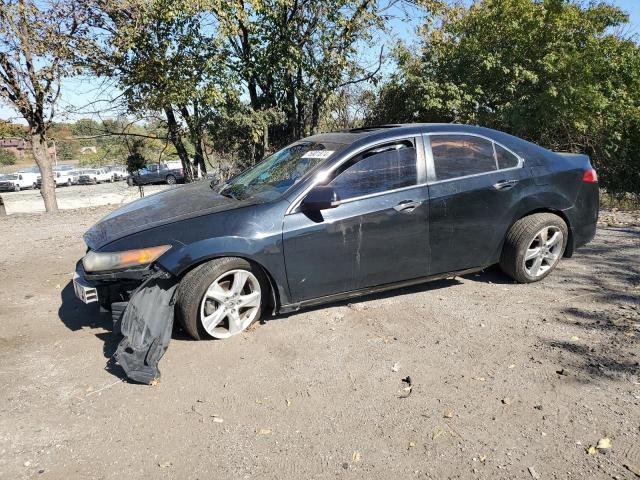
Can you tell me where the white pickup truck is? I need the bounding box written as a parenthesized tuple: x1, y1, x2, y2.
(77, 168, 114, 185)
(0, 172, 37, 191)
(36, 169, 79, 188)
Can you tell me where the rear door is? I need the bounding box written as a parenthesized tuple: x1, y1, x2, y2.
(283, 137, 430, 302)
(425, 133, 526, 274)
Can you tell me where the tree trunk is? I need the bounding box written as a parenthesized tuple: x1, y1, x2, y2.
(179, 103, 207, 177)
(310, 96, 322, 135)
(163, 105, 193, 182)
(31, 132, 58, 213)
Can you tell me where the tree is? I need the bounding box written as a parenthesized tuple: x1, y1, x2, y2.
(0, 148, 17, 165)
(89, 0, 237, 181)
(0, 0, 91, 212)
(368, 0, 640, 196)
(212, 0, 393, 159)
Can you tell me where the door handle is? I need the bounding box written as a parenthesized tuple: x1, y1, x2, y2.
(394, 200, 422, 212)
(493, 179, 519, 190)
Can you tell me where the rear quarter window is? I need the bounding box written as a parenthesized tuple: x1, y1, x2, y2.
(495, 143, 519, 169)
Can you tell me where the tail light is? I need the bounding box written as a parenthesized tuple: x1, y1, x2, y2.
(582, 168, 598, 183)
(179, 169, 183, 175)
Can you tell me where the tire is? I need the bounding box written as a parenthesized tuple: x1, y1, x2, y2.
(67, 179, 72, 187)
(175, 257, 268, 340)
(14, 185, 20, 192)
(500, 213, 568, 283)
(92, 178, 97, 185)
(166, 174, 177, 185)
(32, 183, 37, 189)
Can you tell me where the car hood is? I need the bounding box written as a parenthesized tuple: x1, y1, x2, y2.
(84, 181, 252, 250)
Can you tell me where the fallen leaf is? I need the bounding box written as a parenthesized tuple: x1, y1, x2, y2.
(352, 451, 361, 463)
(596, 437, 611, 450)
(211, 415, 224, 423)
(432, 425, 445, 441)
(502, 397, 512, 405)
(587, 446, 598, 455)
(443, 409, 454, 418)
(479, 455, 486, 463)
(528, 466, 541, 479)
(508, 364, 516, 369)
(158, 462, 172, 468)
(408, 442, 416, 449)
(258, 428, 272, 436)
(391, 363, 400, 372)
(570, 336, 580, 341)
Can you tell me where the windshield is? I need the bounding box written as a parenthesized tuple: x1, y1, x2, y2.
(4, 174, 17, 180)
(220, 140, 345, 201)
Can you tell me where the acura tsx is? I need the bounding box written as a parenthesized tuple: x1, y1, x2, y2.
(73, 124, 599, 383)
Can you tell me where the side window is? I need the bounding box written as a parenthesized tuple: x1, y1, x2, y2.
(495, 143, 519, 169)
(328, 141, 417, 200)
(430, 135, 497, 181)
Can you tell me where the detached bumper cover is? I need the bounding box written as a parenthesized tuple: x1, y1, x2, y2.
(114, 270, 178, 384)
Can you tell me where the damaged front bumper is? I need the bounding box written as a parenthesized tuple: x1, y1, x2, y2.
(73, 262, 178, 385)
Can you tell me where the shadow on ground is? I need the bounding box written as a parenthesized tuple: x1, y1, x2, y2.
(541, 227, 639, 381)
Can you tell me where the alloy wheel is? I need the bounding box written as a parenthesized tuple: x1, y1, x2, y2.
(199, 269, 261, 339)
(523, 226, 563, 278)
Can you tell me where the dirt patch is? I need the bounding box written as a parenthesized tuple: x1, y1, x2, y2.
(0, 206, 638, 479)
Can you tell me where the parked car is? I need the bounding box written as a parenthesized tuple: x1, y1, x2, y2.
(105, 165, 127, 181)
(73, 124, 599, 384)
(127, 162, 184, 186)
(36, 169, 79, 188)
(0, 172, 36, 191)
(77, 168, 114, 185)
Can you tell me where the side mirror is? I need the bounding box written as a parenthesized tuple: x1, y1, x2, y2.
(302, 185, 340, 211)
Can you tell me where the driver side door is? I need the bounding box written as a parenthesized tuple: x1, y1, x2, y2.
(282, 137, 430, 303)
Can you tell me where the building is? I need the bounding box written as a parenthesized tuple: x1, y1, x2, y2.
(0, 137, 57, 160)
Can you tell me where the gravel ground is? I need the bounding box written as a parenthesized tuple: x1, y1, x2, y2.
(0, 207, 638, 480)
(0, 181, 173, 214)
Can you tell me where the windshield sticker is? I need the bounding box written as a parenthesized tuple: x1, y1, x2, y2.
(301, 150, 335, 159)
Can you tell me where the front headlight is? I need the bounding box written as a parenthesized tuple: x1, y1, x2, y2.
(82, 245, 171, 273)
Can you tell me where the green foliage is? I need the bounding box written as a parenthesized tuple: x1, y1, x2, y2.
(368, 0, 640, 196)
(0, 148, 17, 166)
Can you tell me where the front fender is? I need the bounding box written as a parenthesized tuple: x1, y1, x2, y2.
(156, 234, 291, 306)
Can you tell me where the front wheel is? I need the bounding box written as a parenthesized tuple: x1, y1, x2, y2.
(500, 213, 568, 283)
(14, 185, 20, 192)
(175, 258, 267, 340)
(166, 174, 177, 185)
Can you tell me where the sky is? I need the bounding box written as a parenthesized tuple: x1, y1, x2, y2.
(1, 0, 639, 124)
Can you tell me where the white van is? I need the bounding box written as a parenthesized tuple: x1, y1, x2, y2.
(0, 173, 35, 191)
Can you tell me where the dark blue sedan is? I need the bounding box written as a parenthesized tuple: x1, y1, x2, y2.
(73, 124, 599, 383)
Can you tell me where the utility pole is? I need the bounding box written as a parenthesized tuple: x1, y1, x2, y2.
(50, 139, 58, 166)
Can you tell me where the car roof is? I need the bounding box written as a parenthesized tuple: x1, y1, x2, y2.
(304, 123, 503, 145)
(304, 123, 549, 160)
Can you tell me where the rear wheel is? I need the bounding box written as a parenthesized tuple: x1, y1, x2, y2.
(500, 213, 568, 283)
(166, 174, 177, 185)
(176, 257, 266, 340)
(14, 185, 20, 192)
